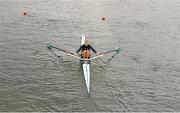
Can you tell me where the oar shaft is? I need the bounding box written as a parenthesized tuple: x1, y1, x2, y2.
(90, 48, 121, 60)
(48, 44, 82, 60)
(102, 50, 115, 54)
(51, 46, 74, 55)
(67, 53, 82, 60)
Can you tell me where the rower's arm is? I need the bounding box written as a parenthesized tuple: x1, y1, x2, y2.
(76, 45, 83, 53)
(90, 45, 97, 53)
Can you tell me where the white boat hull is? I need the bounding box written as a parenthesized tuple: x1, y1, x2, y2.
(82, 63, 90, 93)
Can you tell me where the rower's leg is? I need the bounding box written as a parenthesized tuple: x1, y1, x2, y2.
(82, 50, 87, 59)
(86, 50, 91, 59)
(82, 50, 91, 59)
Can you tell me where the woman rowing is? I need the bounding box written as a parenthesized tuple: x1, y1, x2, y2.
(76, 39, 97, 59)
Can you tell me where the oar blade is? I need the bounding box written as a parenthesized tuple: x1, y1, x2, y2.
(115, 47, 121, 53)
(47, 43, 53, 49)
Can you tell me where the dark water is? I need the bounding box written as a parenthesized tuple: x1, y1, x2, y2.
(0, 0, 180, 112)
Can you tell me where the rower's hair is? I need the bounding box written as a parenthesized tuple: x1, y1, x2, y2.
(85, 39, 90, 44)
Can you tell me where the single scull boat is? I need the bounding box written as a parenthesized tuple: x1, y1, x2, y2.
(47, 35, 121, 93)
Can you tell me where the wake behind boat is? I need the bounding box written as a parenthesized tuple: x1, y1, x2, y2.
(47, 35, 121, 93)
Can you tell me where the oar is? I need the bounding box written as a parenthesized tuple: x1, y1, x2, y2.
(90, 47, 121, 60)
(47, 43, 82, 60)
(101, 47, 121, 54)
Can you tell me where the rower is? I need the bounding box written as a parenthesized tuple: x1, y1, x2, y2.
(76, 39, 97, 59)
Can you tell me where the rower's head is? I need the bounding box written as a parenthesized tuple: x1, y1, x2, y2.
(84, 39, 89, 46)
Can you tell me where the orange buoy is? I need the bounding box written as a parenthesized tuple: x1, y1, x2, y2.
(102, 16, 106, 21)
(22, 11, 27, 16)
